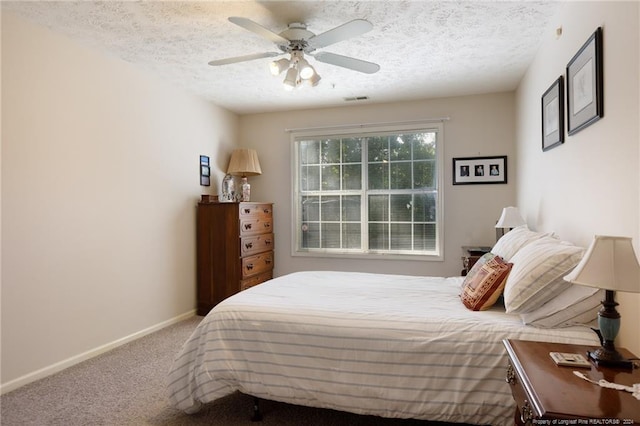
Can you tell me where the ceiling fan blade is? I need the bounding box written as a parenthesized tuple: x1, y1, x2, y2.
(313, 52, 380, 74)
(307, 19, 373, 50)
(208, 52, 281, 66)
(228, 17, 290, 45)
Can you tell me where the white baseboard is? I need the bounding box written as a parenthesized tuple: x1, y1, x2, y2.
(0, 310, 196, 395)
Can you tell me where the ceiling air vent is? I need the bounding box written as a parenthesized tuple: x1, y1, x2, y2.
(344, 96, 369, 102)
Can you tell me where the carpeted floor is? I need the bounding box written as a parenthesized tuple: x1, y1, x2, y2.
(1, 316, 469, 426)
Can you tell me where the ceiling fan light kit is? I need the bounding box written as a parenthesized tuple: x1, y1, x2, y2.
(209, 17, 380, 91)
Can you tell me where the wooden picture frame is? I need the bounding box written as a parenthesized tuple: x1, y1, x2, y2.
(542, 76, 564, 151)
(566, 27, 603, 135)
(452, 156, 507, 185)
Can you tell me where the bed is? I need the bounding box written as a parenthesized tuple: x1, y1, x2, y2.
(168, 227, 604, 425)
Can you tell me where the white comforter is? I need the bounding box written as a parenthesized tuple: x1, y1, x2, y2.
(168, 271, 600, 425)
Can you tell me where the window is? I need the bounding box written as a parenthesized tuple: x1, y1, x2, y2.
(292, 122, 444, 259)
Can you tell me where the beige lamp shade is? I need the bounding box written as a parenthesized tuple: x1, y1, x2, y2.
(564, 235, 640, 293)
(227, 149, 262, 177)
(495, 206, 526, 228)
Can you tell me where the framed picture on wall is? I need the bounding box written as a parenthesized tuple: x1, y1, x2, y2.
(452, 156, 507, 185)
(541, 76, 564, 151)
(566, 27, 603, 135)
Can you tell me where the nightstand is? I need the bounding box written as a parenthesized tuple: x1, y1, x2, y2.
(503, 339, 640, 425)
(460, 246, 491, 275)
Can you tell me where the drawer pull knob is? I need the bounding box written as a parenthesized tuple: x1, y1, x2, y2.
(264, 223, 271, 229)
(520, 400, 533, 425)
(244, 209, 251, 214)
(246, 264, 254, 271)
(265, 239, 272, 245)
(265, 259, 272, 264)
(244, 224, 252, 230)
(245, 242, 253, 249)
(263, 208, 270, 213)
(506, 363, 516, 385)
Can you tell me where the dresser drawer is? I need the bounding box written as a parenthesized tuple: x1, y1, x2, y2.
(241, 233, 274, 256)
(241, 251, 274, 278)
(239, 217, 273, 236)
(239, 203, 273, 219)
(240, 271, 272, 291)
(506, 361, 537, 425)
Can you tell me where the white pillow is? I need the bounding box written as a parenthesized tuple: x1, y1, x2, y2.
(491, 225, 549, 261)
(520, 285, 603, 328)
(504, 236, 585, 314)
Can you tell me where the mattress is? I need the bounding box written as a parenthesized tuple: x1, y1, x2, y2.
(168, 271, 600, 425)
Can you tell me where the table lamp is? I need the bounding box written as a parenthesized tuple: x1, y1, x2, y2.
(495, 206, 526, 240)
(564, 235, 640, 369)
(227, 148, 262, 201)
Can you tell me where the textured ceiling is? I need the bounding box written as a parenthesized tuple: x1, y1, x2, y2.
(3, 1, 562, 114)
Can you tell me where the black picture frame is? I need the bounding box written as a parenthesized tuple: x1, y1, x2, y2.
(452, 156, 507, 185)
(542, 76, 564, 151)
(566, 27, 603, 135)
(199, 155, 210, 186)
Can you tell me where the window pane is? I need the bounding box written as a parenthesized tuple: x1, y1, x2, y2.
(390, 162, 411, 189)
(414, 223, 436, 251)
(413, 161, 435, 189)
(368, 195, 389, 221)
(343, 223, 361, 249)
(413, 193, 436, 222)
(321, 165, 340, 190)
(343, 164, 362, 190)
(342, 138, 362, 163)
(301, 222, 320, 248)
(414, 133, 436, 160)
(391, 135, 411, 161)
(301, 165, 320, 191)
(391, 223, 412, 250)
(300, 140, 320, 165)
(321, 223, 341, 248)
(321, 196, 340, 221)
(369, 223, 389, 250)
(390, 195, 412, 222)
(302, 196, 320, 221)
(367, 136, 389, 162)
(342, 195, 361, 221)
(368, 163, 388, 190)
(321, 139, 340, 164)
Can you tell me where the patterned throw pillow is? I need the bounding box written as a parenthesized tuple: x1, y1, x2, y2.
(460, 255, 513, 311)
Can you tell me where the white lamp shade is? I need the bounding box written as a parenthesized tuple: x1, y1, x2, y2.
(226, 149, 262, 176)
(564, 235, 640, 293)
(495, 207, 526, 228)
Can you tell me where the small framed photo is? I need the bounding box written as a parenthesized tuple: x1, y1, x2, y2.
(199, 155, 210, 186)
(453, 156, 507, 185)
(542, 76, 564, 151)
(566, 27, 603, 135)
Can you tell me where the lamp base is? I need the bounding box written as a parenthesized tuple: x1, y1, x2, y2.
(587, 347, 633, 369)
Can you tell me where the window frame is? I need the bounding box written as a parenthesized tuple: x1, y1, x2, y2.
(290, 122, 445, 261)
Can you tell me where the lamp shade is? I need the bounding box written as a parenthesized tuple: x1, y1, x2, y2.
(564, 235, 640, 293)
(495, 207, 526, 228)
(227, 149, 262, 177)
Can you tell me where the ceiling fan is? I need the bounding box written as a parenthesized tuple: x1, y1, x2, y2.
(208, 17, 380, 90)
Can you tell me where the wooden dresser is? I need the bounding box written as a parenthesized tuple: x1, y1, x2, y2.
(196, 201, 274, 316)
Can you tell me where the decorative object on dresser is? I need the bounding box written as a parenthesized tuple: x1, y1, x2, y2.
(564, 235, 640, 369)
(227, 148, 262, 201)
(567, 27, 603, 135)
(196, 201, 274, 315)
(503, 339, 640, 425)
(460, 245, 492, 276)
(495, 206, 526, 240)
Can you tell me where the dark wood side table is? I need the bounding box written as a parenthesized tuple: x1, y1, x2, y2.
(460, 246, 491, 275)
(503, 339, 640, 425)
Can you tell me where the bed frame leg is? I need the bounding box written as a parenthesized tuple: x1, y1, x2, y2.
(251, 397, 263, 422)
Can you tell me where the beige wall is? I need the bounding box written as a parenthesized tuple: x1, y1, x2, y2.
(515, 1, 639, 353)
(239, 93, 517, 278)
(1, 12, 238, 390)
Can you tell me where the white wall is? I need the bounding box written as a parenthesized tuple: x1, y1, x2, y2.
(515, 1, 639, 354)
(239, 93, 517, 278)
(1, 12, 238, 389)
